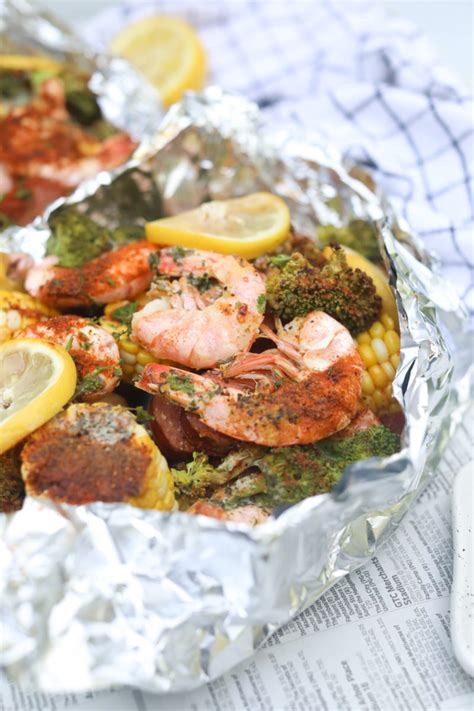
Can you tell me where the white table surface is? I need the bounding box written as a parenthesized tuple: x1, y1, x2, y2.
(35, 0, 474, 89)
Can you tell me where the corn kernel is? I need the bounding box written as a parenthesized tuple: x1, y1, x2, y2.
(120, 340, 139, 355)
(373, 390, 387, 409)
(120, 350, 137, 365)
(390, 353, 400, 370)
(358, 344, 377, 368)
(381, 362, 396, 381)
(368, 364, 388, 388)
(361, 371, 375, 395)
(137, 351, 155, 366)
(371, 338, 389, 364)
(7, 309, 21, 330)
(357, 333, 371, 345)
(369, 321, 385, 339)
(384, 330, 400, 355)
(0, 326, 9, 342)
(381, 313, 395, 330)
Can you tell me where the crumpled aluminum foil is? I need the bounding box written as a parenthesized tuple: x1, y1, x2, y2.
(1, 86, 472, 695)
(0, 0, 162, 146)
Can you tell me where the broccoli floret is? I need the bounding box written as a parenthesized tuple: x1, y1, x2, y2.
(62, 72, 102, 126)
(318, 219, 381, 262)
(172, 449, 260, 501)
(0, 446, 25, 513)
(46, 207, 115, 268)
(0, 69, 31, 100)
(266, 247, 381, 335)
(177, 426, 400, 511)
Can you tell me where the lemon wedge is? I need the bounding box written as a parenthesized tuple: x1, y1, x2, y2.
(146, 193, 291, 259)
(0, 339, 77, 454)
(109, 15, 206, 107)
(0, 55, 61, 72)
(324, 245, 399, 326)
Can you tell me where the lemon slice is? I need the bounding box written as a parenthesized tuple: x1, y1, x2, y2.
(324, 245, 399, 326)
(146, 193, 291, 259)
(109, 15, 206, 107)
(0, 338, 77, 454)
(0, 55, 61, 72)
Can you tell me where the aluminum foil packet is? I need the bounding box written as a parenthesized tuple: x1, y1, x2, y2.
(0, 87, 472, 695)
(0, 0, 162, 147)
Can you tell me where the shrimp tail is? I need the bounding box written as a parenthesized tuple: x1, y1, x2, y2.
(136, 363, 212, 411)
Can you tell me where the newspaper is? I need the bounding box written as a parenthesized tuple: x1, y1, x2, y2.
(1, 417, 473, 711)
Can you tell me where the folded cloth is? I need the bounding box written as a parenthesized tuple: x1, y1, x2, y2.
(86, 0, 473, 314)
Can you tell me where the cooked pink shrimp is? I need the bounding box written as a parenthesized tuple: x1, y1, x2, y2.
(19, 315, 121, 400)
(132, 247, 266, 369)
(137, 310, 364, 447)
(1, 77, 136, 190)
(187, 500, 270, 525)
(25, 241, 157, 309)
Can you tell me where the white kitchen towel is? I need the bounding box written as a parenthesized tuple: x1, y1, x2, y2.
(86, 0, 474, 314)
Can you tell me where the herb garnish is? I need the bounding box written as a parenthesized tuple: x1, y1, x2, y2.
(169, 246, 189, 263)
(270, 254, 291, 267)
(132, 405, 154, 424)
(73, 366, 109, 399)
(256, 294, 267, 314)
(14, 187, 32, 200)
(110, 302, 138, 335)
(165, 372, 195, 395)
(187, 273, 214, 292)
(148, 251, 160, 271)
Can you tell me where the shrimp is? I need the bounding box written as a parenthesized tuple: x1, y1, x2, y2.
(137, 310, 364, 447)
(187, 500, 270, 525)
(25, 240, 157, 309)
(1, 77, 135, 188)
(18, 315, 121, 400)
(132, 247, 266, 369)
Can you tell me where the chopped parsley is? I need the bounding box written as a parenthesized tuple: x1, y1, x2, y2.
(14, 187, 32, 200)
(132, 405, 154, 424)
(169, 246, 190, 263)
(73, 366, 109, 399)
(148, 251, 160, 271)
(165, 372, 195, 395)
(256, 294, 267, 314)
(270, 254, 291, 267)
(65, 335, 74, 352)
(110, 301, 138, 331)
(187, 273, 214, 292)
(0, 211, 13, 229)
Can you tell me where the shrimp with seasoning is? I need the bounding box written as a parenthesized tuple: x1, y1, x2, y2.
(25, 240, 157, 309)
(137, 310, 364, 447)
(0, 77, 135, 224)
(132, 247, 266, 369)
(187, 501, 270, 525)
(19, 315, 121, 400)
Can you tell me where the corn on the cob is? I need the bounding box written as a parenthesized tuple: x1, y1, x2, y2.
(0, 290, 57, 343)
(100, 299, 156, 382)
(356, 313, 400, 414)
